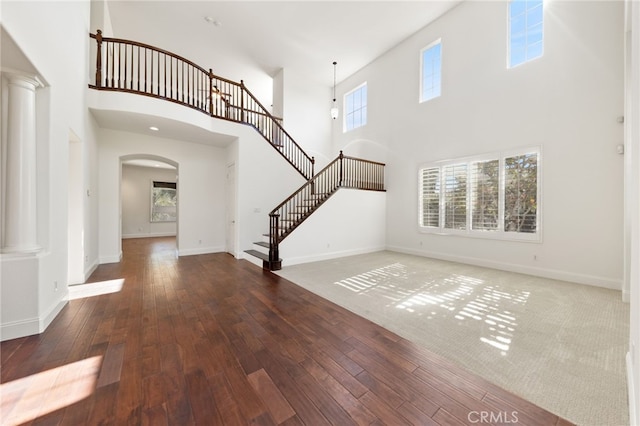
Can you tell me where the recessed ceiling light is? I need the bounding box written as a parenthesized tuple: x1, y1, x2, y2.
(149, 126, 159, 131)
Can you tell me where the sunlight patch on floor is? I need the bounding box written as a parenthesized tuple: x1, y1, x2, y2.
(69, 278, 125, 300)
(0, 355, 102, 424)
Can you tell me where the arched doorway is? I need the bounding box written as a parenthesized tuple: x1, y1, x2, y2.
(120, 154, 179, 256)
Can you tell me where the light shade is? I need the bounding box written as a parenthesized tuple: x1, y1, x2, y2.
(330, 106, 339, 120)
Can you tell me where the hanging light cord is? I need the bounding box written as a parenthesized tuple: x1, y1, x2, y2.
(332, 61, 337, 103)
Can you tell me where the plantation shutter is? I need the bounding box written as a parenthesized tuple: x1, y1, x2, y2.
(421, 167, 440, 227)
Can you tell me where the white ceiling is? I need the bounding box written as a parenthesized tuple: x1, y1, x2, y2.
(105, 0, 462, 88)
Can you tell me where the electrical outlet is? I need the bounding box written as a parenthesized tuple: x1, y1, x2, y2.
(198, 239, 202, 245)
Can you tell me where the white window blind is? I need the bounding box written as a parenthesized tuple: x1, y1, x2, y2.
(443, 163, 467, 230)
(471, 159, 499, 231)
(419, 149, 539, 240)
(420, 167, 440, 228)
(504, 153, 538, 233)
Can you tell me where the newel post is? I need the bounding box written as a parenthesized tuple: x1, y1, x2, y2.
(208, 69, 214, 117)
(339, 150, 344, 187)
(95, 30, 103, 88)
(240, 79, 246, 123)
(269, 213, 280, 262)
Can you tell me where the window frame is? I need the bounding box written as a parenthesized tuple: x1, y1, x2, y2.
(418, 147, 541, 242)
(150, 180, 177, 223)
(420, 38, 442, 103)
(343, 82, 367, 132)
(508, 0, 544, 68)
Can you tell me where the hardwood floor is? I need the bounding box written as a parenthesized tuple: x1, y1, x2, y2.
(1, 237, 573, 425)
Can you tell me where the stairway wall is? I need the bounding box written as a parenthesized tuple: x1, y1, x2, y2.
(279, 189, 386, 266)
(233, 129, 307, 259)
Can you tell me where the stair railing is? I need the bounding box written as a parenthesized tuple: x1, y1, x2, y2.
(89, 30, 314, 180)
(268, 152, 385, 266)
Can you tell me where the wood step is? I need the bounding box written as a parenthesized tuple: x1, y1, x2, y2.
(244, 250, 282, 271)
(253, 241, 269, 248)
(245, 249, 269, 261)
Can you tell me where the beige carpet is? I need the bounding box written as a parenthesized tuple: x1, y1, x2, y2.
(275, 251, 629, 426)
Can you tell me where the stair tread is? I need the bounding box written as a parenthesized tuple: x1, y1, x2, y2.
(253, 241, 269, 248)
(245, 249, 280, 262)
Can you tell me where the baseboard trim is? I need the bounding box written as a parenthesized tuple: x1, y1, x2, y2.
(1, 317, 39, 342)
(282, 246, 386, 267)
(99, 251, 122, 264)
(628, 351, 638, 426)
(122, 232, 176, 239)
(178, 246, 225, 256)
(84, 261, 98, 282)
(386, 245, 622, 290)
(39, 298, 68, 333)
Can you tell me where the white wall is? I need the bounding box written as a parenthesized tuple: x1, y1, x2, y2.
(98, 128, 226, 261)
(1, 0, 100, 340)
(121, 164, 177, 238)
(280, 189, 386, 265)
(626, 0, 639, 422)
(333, 1, 625, 289)
(235, 126, 308, 258)
(281, 68, 334, 166)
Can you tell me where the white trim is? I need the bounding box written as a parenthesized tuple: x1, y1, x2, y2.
(387, 245, 622, 290)
(122, 232, 177, 239)
(99, 251, 122, 264)
(39, 298, 68, 332)
(1, 316, 39, 341)
(628, 351, 637, 426)
(84, 261, 98, 282)
(282, 246, 386, 268)
(1, 298, 67, 341)
(178, 245, 225, 256)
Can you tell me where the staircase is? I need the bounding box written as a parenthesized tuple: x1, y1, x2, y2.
(89, 30, 385, 271)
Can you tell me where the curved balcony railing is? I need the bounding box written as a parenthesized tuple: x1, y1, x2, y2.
(89, 30, 314, 180)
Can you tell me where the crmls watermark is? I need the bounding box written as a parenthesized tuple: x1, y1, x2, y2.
(468, 411, 519, 424)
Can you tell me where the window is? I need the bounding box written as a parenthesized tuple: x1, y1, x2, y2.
(420, 39, 442, 102)
(344, 83, 367, 132)
(443, 163, 467, 230)
(151, 181, 177, 222)
(419, 148, 540, 240)
(421, 168, 440, 228)
(508, 0, 543, 68)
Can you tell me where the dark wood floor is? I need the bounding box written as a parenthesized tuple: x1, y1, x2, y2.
(1, 237, 573, 425)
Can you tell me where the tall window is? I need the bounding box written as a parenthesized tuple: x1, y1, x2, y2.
(509, 0, 543, 68)
(151, 181, 177, 222)
(344, 83, 367, 132)
(420, 39, 442, 102)
(419, 148, 540, 240)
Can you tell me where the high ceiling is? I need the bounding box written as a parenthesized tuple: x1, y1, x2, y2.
(106, 1, 462, 89)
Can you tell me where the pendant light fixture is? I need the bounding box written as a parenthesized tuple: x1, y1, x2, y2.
(330, 61, 339, 120)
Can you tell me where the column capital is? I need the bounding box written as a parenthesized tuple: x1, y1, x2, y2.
(1, 69, 43, 90)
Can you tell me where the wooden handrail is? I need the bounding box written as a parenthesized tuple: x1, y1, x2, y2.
(268, 151, 386, 265)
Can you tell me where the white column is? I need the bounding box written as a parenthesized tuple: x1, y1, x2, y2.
(2, 73, 40, 253)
